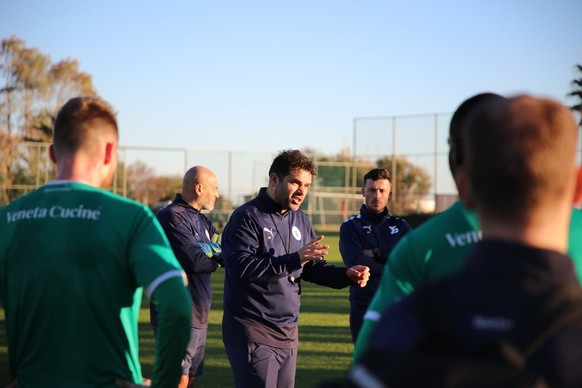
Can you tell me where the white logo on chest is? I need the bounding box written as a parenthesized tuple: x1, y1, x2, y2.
(292, 226, 302, 241)
(264, 227, 274, 240)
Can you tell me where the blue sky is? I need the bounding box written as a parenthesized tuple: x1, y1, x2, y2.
(2, 1, 581, 195)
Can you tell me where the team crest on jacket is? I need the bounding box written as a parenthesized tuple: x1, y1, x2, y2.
(292, 226, 302, 240)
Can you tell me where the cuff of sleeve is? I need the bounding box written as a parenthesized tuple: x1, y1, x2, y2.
(288, 252, 302, 270)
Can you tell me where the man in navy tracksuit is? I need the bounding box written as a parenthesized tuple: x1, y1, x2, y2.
(352, 96, 582, 387)
(152, 166, 222, 388)
(339, 168, 411, 342)
(221, 149, 370, 388)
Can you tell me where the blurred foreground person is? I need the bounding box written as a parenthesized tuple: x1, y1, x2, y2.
(354, 92, 582, 360)
(350, 95, 582, 387)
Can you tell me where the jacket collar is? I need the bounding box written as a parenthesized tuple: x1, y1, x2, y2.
(173, 194, 200, 214)
(257, 187, 289, 216)
(360, 203, 389, 224)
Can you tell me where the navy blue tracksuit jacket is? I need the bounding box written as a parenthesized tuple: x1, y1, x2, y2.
(221, 188, 352, 348)
(340, 204, 411, 307)
(154, 194, 219, 328)
(369, 239, 582, 387)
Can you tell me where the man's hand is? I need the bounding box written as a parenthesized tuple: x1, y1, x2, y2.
(298, 235, 329, 266)
(198, 242, 219, 258)
(198, 242, 223, 266)
(347, 265, 370, 287)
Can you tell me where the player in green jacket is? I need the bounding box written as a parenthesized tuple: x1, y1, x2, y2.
(0, 97, 192, 387)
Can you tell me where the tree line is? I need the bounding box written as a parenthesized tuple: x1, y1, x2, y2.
(2, 35, 581, 213)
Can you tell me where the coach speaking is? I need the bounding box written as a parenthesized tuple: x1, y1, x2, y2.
(221, 149, 369, 388)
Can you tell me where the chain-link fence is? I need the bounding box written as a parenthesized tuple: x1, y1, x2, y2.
(3, 111, 581, 230)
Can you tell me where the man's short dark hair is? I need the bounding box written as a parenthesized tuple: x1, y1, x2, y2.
(363, 168, 391, 185)
(464, 95, 578, 222)
(269, 149, 317, 179)
(448, 93, 505, 174)
(53, 97, 118, 156)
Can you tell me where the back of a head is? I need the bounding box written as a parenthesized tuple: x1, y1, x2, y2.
(448, 93, 505, 174)
(53, 97, 118, 157)
(463, 95, 579, 223)
(269, 149, 317, 178)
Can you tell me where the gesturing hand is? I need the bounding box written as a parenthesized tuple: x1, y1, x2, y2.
(298, 235, 329, 266)
(347, 265, 370, 287)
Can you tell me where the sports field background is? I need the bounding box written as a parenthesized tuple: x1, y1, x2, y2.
(0, 234, 354, 387)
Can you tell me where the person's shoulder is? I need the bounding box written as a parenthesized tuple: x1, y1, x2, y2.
(225, 201, 261, 229)
(341, 214, 361, 226)
(1, 188, 39, 210)
(388, 215, 411, 227)
(387, 208, 458, 261)
(157, 200, 185, 217)
(408, 201, 470, 233)
(99, 189, 150, 211)
(232, 200, 259, 217)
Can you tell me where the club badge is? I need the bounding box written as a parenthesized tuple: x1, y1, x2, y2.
(292, 225, 302, 241)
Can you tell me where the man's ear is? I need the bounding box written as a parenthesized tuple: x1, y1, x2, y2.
(49, 144, 57, 164)
(194, 183, 203, 196)
(268, 172, 279, 187)
(104, 142, 116, 165)
(457, 170, 475, 210)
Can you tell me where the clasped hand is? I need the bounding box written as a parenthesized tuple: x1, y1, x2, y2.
(197, 242, 223, 266)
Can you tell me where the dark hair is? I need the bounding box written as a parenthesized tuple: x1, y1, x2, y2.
(269, 149, 317, 179)
(448, 93, 504, 174)
(363, 168, 391, 185)
(53, 97, 118, 156)
(464, 95, 578, 222)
